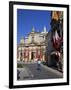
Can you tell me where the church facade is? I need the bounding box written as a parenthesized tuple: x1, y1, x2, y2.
(17, 27, 48, 62)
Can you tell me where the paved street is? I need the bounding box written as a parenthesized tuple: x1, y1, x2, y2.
(17, 62, 63, 80)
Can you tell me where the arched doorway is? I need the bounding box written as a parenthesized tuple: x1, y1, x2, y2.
(50, 54, 57, 67)
(31, 52, 35, 60)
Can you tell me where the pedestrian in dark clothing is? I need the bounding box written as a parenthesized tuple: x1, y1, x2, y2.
(37, 58, 41, 70)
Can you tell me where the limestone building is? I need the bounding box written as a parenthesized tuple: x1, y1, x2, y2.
(17, 26, 48, 62)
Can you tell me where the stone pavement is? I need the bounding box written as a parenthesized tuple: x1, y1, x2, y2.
(17, 67, 34, 80)
(17, 63, 63, 80)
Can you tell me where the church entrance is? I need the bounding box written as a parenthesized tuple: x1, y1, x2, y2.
(31, 52, 35, 60)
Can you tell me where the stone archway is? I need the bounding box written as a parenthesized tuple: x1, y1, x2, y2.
(31, 52, 34, 60)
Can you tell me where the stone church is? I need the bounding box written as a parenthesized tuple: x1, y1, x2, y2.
(17, 26, 48, 62)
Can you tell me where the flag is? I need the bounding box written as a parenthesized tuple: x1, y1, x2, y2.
(52, 30, 62, 51)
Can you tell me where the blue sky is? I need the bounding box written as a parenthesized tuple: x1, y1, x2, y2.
(17, 9, 51, 44)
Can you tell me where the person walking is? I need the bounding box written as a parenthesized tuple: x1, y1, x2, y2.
(37, 58, 41, 70)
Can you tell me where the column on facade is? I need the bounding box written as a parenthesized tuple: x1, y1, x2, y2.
(42, 48, 44, 61)
(17, 50, 19, 60)
(19, 51, 21, 61)
(26, 49, 28, 62)
(42, 48, 45, 61)
(38, 49, 40, 59)
(40, 48, 42, 61)
(24, 48, 30, 62)
(17, 48, 21, 61)
(29, 48, 31, 61)
(27, 48, 29, 61)
(24, 49, 26, 61)
(31, 48, 33, 62)
(32, 48, 34, 62)
(36, 48, 38, 60)
(22, 50, 24, 61)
